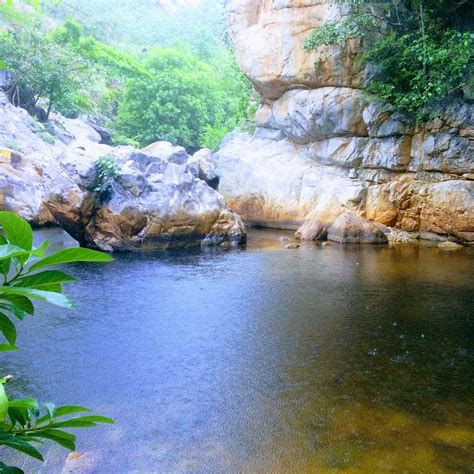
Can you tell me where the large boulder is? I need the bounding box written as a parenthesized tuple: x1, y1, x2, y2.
(0, 103, 246, 250)
(226, 0, 370, 99)
(327, 212, 388, 244)
(48, 143, 246, 251)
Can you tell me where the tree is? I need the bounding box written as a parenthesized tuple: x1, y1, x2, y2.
(303, 0, 474, 119)
(0, 211, 114, 472)
(0, 24, 90, 120)
(114, 48, 223, 149)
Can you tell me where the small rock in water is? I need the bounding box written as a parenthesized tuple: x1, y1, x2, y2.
(285, 243, 300, 249)
(438, 241, 463, 251)
(278, 236, 290, 242)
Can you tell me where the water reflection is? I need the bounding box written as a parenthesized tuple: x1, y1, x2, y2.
(1, 228, 473, 472)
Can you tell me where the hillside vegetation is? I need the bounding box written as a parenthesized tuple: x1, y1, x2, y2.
(0, 0, 254, 150)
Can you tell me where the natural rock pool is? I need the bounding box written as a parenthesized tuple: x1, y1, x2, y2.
(1, 228, 473, 472)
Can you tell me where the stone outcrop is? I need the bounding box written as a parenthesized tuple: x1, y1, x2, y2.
(215, 0, 474, 244)
(0, 102, 246, 250)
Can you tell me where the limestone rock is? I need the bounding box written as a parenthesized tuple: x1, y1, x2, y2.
(0, 103, 246, 250)
(272, 88, 368, 143)
(226, 0, 370, 99)
(49, 146, 247, 251)
(363, 102, 414, 137)
(327, 212, 388, 244)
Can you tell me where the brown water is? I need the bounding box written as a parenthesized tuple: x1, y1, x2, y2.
(1, 228, 473, 473)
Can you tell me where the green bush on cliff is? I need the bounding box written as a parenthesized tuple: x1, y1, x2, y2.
(303, 0, 474, 120)
(0, 211, 114, 472)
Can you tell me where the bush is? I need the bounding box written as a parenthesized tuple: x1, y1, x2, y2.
(365, 29, 473, 119)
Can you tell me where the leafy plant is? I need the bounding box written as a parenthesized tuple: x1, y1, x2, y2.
(0, 24, 90, 121)
(0, 211, 114, 471)
(303, 0, 474, 120)
(365, 29, 473, 119)
(90, 154, 121, 193)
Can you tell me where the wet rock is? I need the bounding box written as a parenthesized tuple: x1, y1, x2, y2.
(328, 212, 388, 244)
(285, 243, 300, 249)
(438, 241, 463, 251)
(295, 219, 327, 241)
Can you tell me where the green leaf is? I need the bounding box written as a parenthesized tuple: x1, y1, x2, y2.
(0, 296, 34, 316)
(0, 212, 33, 260)
(8, 398, 38, 410)
(53, 405, 92, 418)
(36, 430, 76, 451)
(0, 461, 24, 474)
(0, 287, 72, 309)
(28, 248, 113, 272)
(13, 270, 76, 290)
(0, 313, 16, 345)
(0, 381, 9, 419)
(0, 236, 11, 276)
(0, 245, 32, 262)
(0, 432, 44, 461)
(0, 344, 17, 352)
(66, 415, 114, 424)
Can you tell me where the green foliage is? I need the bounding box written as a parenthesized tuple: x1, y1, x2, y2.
(0, 211, 113, 471)
(1, 0, 253, 150)
(115, 48, 220, 148)
(0, 23, 89, 120)
(90, 154, 121, 193)
(365, 29, 474, 118)
(303, 13, 377, 51)
(303, 0, 474, 120)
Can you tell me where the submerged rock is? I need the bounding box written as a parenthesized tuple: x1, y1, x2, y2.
(295, 219, 328, 241)
(327, 212, 388, 244)
(438, 241, 463, 251)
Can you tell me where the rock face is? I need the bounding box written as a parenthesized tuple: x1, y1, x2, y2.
(215, 0, 474, 244)
(0, 103, 246, 250)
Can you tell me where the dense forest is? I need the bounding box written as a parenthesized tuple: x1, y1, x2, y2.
(0, 0, 254, 150)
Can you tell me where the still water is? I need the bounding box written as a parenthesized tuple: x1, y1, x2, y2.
(1, 228, 473, 473)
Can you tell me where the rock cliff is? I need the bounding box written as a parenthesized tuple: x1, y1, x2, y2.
(0, 103, 246, 250)
(216, 0, 474, 244)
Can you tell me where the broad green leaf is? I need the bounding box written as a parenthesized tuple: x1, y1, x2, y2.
(0, 296, 34, 316)
(46, 419, 97, 428)
(8, 398, 38, 410)
(36, 430, 76, 451)
(0, 287, 72, 309)
(0, 344, 17, 352)
(13, 270, 76, 289)
(0, 245, 31, 262)
(0, 212, 33, 257)
(0, 313, 16, 345)
(0, 432, 44, 461)
(29, 248, 113, 272)
(0, 236, 11, 276)
(0, 381, 8, 419)
(71, 415, 114, 424)
(53, 405, 92, 418)
(0, 461, 24, 474)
